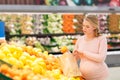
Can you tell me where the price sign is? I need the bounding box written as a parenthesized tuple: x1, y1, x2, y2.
(0, 21, 5, 39)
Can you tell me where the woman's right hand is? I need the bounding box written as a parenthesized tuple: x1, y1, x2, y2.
(73, 50, 80, 60)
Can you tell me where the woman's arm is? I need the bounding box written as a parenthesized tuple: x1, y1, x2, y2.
(83, 36, 107, 63)
(73, 37, 82, 60)
(73, 37, 80, 53)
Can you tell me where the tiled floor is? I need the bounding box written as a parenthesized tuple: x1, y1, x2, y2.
(107, 67, 120, 80)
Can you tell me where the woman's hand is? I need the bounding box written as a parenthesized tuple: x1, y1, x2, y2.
(78, 49, 84, 58)
(73, 49, 84, 60)
(77, 49, 84, 54)
(73, 50, 80, 60)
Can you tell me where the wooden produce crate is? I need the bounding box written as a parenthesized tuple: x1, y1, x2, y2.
(108, 14, 120, 33)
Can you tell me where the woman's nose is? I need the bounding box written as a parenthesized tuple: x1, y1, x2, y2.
(82, 27, 86, 30)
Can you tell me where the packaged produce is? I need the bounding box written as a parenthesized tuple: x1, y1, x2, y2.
(59, 46, 81, 78)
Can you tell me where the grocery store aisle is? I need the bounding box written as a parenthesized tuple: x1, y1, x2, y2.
(107, 67, 120, 80)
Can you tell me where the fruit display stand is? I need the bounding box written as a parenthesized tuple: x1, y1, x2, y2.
(0, 73, 12, 80)
(0, 43, 84, 80)
(0, 60, 12, 80)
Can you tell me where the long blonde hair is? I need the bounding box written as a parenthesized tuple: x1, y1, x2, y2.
(84, 15, 100, 37)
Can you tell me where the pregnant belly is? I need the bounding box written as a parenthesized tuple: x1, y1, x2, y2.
(80, 60, 108, 79)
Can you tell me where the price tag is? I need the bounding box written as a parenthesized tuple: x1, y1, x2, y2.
(0, 21, 5, 39)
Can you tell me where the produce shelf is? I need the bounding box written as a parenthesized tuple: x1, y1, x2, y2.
(107, 48, 120, 51)
(6, 33, 82, 38)
(0, 5, 120, 13)
(0, 60, 12, 80)
(0, 60, 12, 67)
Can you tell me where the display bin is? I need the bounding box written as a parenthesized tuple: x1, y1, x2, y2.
(0, 60, 12, 67)
(0, 73, 12, 80)
(0, 60, 12, 80)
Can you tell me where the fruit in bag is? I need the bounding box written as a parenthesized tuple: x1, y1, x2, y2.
(59, 46, 81, 78)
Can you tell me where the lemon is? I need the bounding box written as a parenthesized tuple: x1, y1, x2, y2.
(0, 52, 6, 59)
(43, 51, 48, 55)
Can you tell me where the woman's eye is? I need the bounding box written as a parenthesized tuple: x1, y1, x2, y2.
(83, 25, 89, 28)
(86, 25, 90, 28)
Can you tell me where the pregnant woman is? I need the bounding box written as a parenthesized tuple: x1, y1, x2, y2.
(73, 14, 109, 80)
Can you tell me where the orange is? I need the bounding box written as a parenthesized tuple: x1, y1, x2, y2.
(60, 46, 68, 53)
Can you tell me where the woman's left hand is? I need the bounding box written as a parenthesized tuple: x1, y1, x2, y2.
(77, 49, 84, 58)
(77, 49, 84, 54)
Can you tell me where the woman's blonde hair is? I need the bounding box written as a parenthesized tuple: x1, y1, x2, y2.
(84, 14, 100, 37)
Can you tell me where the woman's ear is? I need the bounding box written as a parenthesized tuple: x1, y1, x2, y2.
(92, 26, 96, 30)
(93, 28, 97, 31)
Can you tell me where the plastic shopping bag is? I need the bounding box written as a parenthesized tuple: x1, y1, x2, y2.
(59, 51, 81, 78)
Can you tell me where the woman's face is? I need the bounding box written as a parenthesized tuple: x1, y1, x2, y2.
(82, 20, 96, 35)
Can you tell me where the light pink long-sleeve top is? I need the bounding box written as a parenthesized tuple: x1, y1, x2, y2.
(74, 35, 109, 80)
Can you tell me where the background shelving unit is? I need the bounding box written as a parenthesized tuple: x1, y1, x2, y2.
(0, 5, 119, 53)
(0, 5, 120, 13)
(6, 33, 83, 38)
(0, 4, 120, 79)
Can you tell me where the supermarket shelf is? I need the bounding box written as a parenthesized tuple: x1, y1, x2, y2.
(107, 51, 120, 55)
(6, 32, 120, 38)
(0, 5, 120, 13)
(0, 60, 12, 67)
(108, 48, 120, 51)
(6, 33, 82, 38)
(106, 51, 120, 67)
